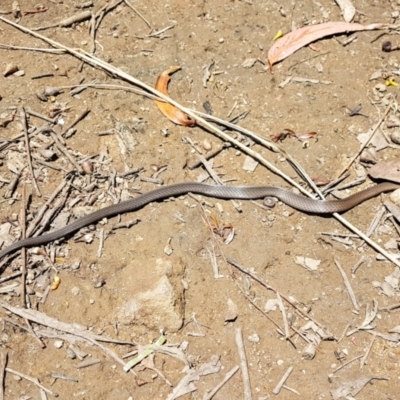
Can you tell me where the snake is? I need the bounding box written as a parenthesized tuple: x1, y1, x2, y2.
(0, 181, 399, 260)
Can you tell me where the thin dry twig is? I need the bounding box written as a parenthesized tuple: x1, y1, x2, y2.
(331, 354, 363, 374)
(124, 0, 152, 28)
(0, 43, 65, 53)
(0, 351, 7, 400)
(335, 99, 393, 179)
(334, 259, 359, 311)
(360, 335, 375, 370)
(20, 183, 27, 308)
(235, 328, 252, 400)
(5, 367, 57, 397)
(273, 366, 294, 395)
(0, 300, 133, 370)
(26, 177, 70, 237)
(203, 366, 239, 400)
(20, 107, 41, 197)
(228, 259, 335, 338)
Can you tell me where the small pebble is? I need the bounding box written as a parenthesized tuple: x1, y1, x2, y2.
(202, 138, 212, 151)
(247, 333, 260, 343)
(71, 286, 80, 296)
(81, 160, 94, 174)
(277, 359, 284, 366)
(390, 189, 400, 205)
(390, 130, 400, 145)
(54, 340, 63, 349)
(66, 347, 76, 359)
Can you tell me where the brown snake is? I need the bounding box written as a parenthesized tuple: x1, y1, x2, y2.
(0, 181, 399, 260)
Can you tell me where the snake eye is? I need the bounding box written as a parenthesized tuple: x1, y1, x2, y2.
(263, 197, 276, 208)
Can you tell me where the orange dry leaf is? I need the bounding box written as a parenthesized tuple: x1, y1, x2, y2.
(267, 21, 382, 70)
(154, 66, 195, 126)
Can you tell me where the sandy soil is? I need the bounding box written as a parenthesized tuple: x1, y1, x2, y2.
(0, 0, 400, 399)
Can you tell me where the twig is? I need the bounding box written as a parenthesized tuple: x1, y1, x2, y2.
(337, 323, 350, 343)
(50, 131, 82, 172)
(0, 351, 7, 400)
(5, 367, 57, 397)
(0, 43, 65, 53)
(203, 366, 239, 400)
(331, 354, 363, 374)
(228, 259, 335, 338)
(360, 335, 375, 370)
(235, 328, 252, 400)
(277, 293, 290, 340)
(351, 255, 367, 274)
(272, 366, 293, 395)
(379, 302, 400, 311)
(198, 155, 224, 185)
(31, 186, 70, 238)
(147, 24, 175, 38)
(0, 300, 133, 369)
(3, 166, 24, 199)
(0, 271, 22, 284)
(26, 177, 70, 237)
(123, 0, 152, 29)
(61, 108, 90, 137)
(335, 100, 393, 179)
(20, 183, 27, 307)
(188, 143, 232, 170)
(334, 259, 359, 311)
(5, 318, 45, 348)
(20, 107, 41, 197)
(206, 244, 223, 279)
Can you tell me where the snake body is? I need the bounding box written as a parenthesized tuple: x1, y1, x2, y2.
(0, 181, 398, 260)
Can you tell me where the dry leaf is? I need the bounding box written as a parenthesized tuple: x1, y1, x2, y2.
(267, 22, 382, 70)
(154, 66, 195, 126)
(368, 161, 400, 183)
(334, 0, 356, 23)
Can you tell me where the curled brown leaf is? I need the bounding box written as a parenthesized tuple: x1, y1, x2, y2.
(154, 66, 195, 126)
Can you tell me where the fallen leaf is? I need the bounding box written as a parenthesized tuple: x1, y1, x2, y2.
(154, 66, 195, 126)
(334, 0, 356, 23)
(267, 21, 382, 70)
(368, 161, 400, 183)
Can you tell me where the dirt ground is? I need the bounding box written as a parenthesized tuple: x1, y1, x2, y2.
(1, 0, 400, 399)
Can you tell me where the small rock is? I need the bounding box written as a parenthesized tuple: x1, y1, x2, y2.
(202, 138, 212, 151)
(224, 298, 238, 322)
(116, 257, 186, 333)
(391, 130, 400, 145)
(71, 286, 80, 295)
(54, 340, 63, 349)
(248, 333, 260, 343)
(390, 188, 400, 205)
